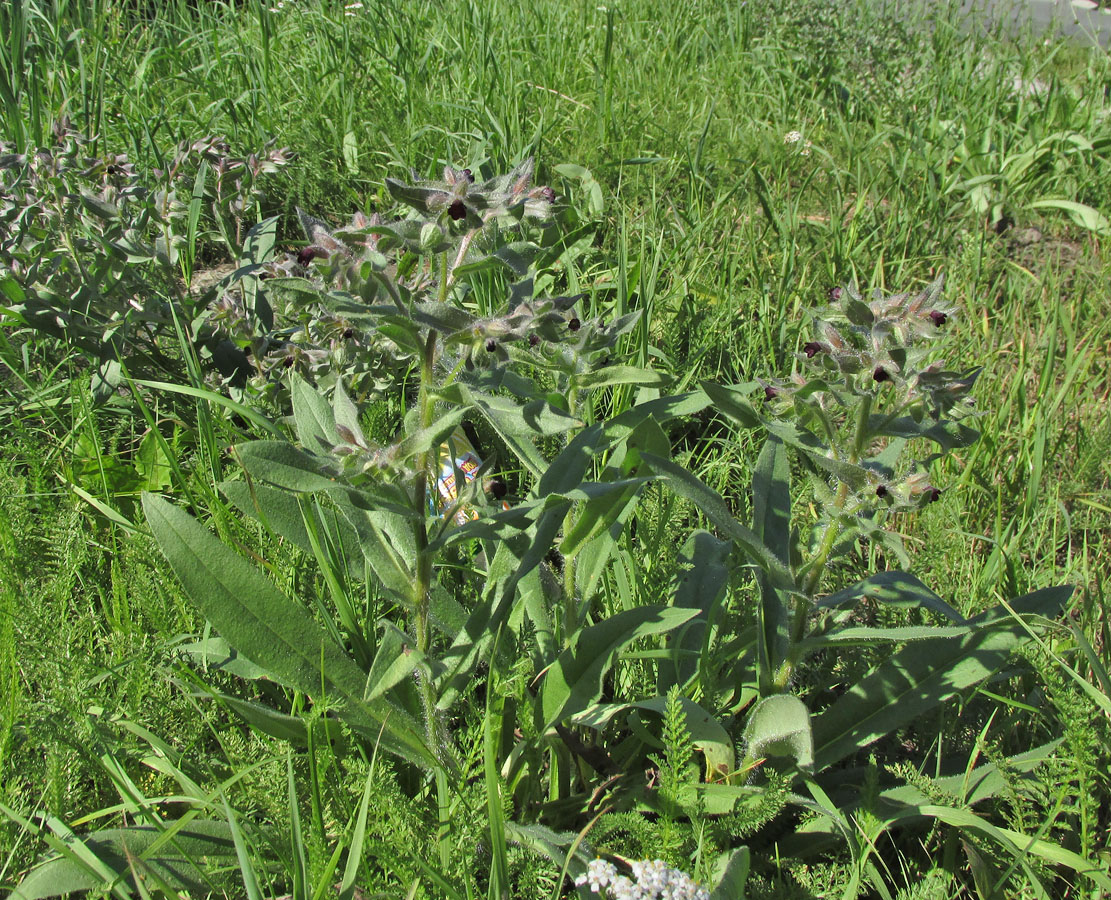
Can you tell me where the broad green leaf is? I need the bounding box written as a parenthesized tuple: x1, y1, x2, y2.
(177, 636, 269, 680)
(633, 695, 735, 782)
(234, 441, 338, 492)
(1028, 198, 1111, 235)
(332, 382, 364, 447)
(365, 622, 421, 702)
(662, 530, 730, 691)
(142, 495, 434, 768)
(571, 365, 669, 391)
(541, 605, 701, 725)
(710, 847, 751, 900)
(798, 624, 972, 651)
(10, 820, 237, 900)
(753, 436, 792, 695)
(640, 452, 794, 590)
(536, 391, 711, 497)
(883, 803, 1111, 893)
(291, 373, 339, 453)
(242, 215, 279, 267)
(877, 739, 1062, 809)
(384, 178, 452, 215)
(220, 695, 347, 750)
(811, 587, 1071, 771)
(700, 381, 763, 428)
(817, 571, 964, 622)
(743, 694, 813, 772)
(395, 406, 468, 461)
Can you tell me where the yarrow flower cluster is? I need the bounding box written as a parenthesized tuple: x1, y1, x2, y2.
(575, 858, 710, 900)
(783, 129, 813, 156)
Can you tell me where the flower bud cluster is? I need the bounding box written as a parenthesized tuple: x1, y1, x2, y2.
(575, 858, 709, 900)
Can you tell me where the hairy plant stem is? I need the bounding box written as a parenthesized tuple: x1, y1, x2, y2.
(775, 393, 873, 691)
(560, 387, 581, 645)
(412, 326, 440, 750)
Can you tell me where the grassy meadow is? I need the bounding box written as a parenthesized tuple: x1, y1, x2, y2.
(2, 0, 1111, 897)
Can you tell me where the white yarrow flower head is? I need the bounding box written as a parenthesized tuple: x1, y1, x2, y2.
(783, 130, 813, 156)
(575, 859, 709, 900)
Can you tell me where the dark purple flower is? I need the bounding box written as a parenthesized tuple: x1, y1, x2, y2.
(448, 199, 467, 221)
(297, 246, 324, 267)
(343, 328, 355, 340)
(485, 338, 497, 352)
(873, 366, 890, 383)
(764, 384, 780, 401)
(803, 341, 824, 358)
(928, 310, 948, 327)
(540, 186, 556, 203)
(924, 486, 942, 503)
(829, 286, 843, 301)
(462, 168, 474, 183)
(528, 333, 540, 347)
(875, 484, 889, 498)
(487, 477, 507, 500)
(568, 317, 581, 332)
(283, 356, 295, 369)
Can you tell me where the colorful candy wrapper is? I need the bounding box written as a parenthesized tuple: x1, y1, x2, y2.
(430, 427, 485, 526)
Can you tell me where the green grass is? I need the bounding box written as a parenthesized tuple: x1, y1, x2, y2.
(3, 0, 1111, 896)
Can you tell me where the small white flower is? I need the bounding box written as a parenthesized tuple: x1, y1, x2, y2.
(345, 1, 364, 6)
(783, 130, 803, 144)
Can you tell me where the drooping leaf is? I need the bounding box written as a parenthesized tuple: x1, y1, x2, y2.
(633, 695, 735, 783)
(541, 605, 701, 726)
(817, 571, 965, 622)
(234, 441, 338, 493)
(142, 494, 434, 768)
(811, 587, 1071, 771)
(640, 452, 794, 590)
(11, 820, 238, 900)
(661, 530, 730, 691)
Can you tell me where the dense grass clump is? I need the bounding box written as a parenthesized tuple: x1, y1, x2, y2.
(2, 0, 1110, 897)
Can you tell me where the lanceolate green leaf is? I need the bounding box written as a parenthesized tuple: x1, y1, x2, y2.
(234, 441, 338, 492)
(537, 390, 712, 496)
(541, 605, 701, 726)
(11, 820, 238, 900)
(662, 530, 730, 691)
(883, 803, 1111, 893)
(639, 452, 794, 590)
(817, 570, 964, 622)
(753, 436, 792, 695)
(290, 372, 339, 453)
(142, 494, 435, 769)
(811, 587, 1071, 771)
